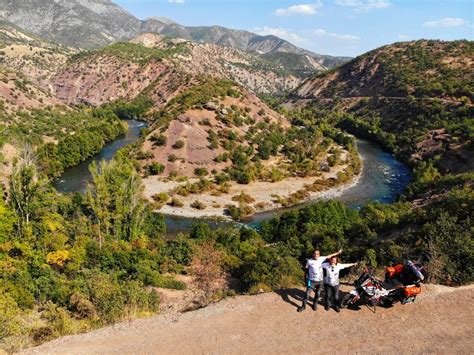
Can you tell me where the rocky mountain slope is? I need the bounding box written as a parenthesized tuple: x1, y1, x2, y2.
(0, 19, 72, 90)
(296, 40, 472, 100)
(21, 284, 474, 354)
(142, 19, 349, 75)
(0, 0, 349, 75)
(52, 34, 304, 104)
(0, 0, 141, 49)
(291, 40, 474, 172)
(0, 20, 68, 116)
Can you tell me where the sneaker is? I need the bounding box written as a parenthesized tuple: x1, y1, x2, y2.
(335, 307, 340, 313)
(312, 303, 317, 311)
(324, 305, 329, 311)
(297, 305, 306, 312)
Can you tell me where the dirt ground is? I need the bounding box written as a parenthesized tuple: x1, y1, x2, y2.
(20, 284, 474, 354)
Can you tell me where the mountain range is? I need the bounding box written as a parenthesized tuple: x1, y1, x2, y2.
(0, 0, 349, 75)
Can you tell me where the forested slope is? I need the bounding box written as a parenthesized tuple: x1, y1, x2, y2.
(292, 40, 473, 172)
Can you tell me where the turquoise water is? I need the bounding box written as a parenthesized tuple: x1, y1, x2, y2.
(55, 123, 411, 234)
(54, 119, 147, 193)
(164, 139, 412, 233)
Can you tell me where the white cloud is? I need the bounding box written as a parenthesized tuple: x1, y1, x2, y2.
(314, 28, 360, 41)
(275, 1, 322, 16)
(398, 34, 410, 40)
(423, 17, 466, 28)
(254, 26, 305, 43)
(168, 0, 185, 4)
(335, 0, 391, 12)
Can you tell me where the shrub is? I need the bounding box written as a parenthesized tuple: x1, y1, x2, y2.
(88, 275, 159, 324)
(0, 292, 24, 342)
(190, 200, 207, 210)
(214, 153, 228, 163)
(151, 134, 167, 146)
(199, 118, 212, 126)
(69, 293, 97, 320)
(168, 197, 184, 207)
(168, 154, 178, 162)
(270, 168, 284, 182)
(172, 140, 185, 149)
(40, 302, 88, 340)
(231, 169, 253, 184)
(148, 163, 165, 175)
(152, 193, 170, 205)
(191, 241, 229, 304)
(136, 151, 154, 160)
(226, 203, 254, 221)
(231, 192, 256, 204)
(194, 167, 209, 177)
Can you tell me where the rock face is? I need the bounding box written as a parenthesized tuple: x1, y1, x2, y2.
(0, 0, 349, 73)
(0, 0, 141, 48)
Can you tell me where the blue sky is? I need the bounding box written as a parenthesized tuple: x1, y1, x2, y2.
(114, 0, 473, 57)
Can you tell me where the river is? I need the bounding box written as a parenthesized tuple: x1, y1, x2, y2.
(54, 119, 147, 194)
(54, 119, 412, 233)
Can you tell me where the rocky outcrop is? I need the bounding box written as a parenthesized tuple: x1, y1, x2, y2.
(0, 0, 141, 49)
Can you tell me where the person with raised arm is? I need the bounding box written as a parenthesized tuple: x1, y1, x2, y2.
(322, 256, 358, 312)
(297, 248, 342, 312)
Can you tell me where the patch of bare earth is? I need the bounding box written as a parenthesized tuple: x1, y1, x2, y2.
(153, 275, 197, 315)
(21, 284, 474, 354)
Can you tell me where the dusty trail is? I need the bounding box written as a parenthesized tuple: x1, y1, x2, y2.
(21, 284, 474, 355)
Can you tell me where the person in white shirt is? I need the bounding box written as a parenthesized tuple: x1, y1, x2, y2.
(322, 256, 358, 312)
(297, 248, 342, 312)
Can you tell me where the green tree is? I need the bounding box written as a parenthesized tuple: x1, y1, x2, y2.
(86, 158, 147, 246)
(8, 151, 42, 233)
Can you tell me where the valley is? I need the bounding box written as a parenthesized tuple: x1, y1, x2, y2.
(0, 1, 472, 353)
(0, 25, 361, 221)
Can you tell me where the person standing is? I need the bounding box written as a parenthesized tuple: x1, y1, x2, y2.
(322, 256, 358, 312)
(297, 249, 342, 312)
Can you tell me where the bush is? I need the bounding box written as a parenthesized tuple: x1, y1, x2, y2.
(88, 275, 159, 324)
(190, 200, 207, 210)
(172, 140, 185, 149)
(68, 293, 97, 320)
(152, 193, 170, 206)
(191, 241, 229, 304)
(231, 192, 255, 204)
(168, 154, 178, 162)
(148, 163, 165, 175)
(226, 203, 254, 221)
(151, 133, 167, 146)
(194, 167, 209, 177)
(166, 197, 183, 208)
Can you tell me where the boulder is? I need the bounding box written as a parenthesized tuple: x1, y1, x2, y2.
(204, 102, 218, 111)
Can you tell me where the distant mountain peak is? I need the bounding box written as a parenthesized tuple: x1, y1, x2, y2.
(0, 0, 350, 73)
(146, 16, 176, 25)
